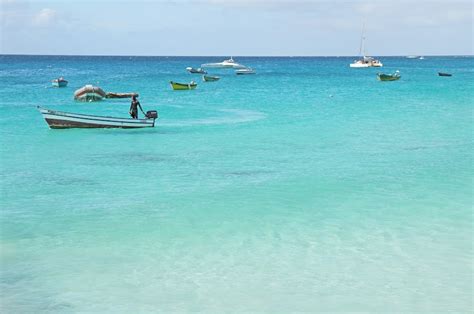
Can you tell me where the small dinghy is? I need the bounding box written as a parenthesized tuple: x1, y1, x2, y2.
(186, 67, 207, 74)
(438, 72, 452, 77)
(377, 70, 401, 81)
(52, 77, 68, 87)
(38, 107, 157, 129)
(74, 85, 107, 102)
(202, 75, 220, 82)
(235, 67, 256, 75)
(170, 81, 197, 90)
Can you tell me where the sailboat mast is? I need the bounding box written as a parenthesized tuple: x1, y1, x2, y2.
(358, 22, 366, 57)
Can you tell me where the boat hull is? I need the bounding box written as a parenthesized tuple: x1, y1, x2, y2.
(38, 107, 155, 129)
(377, 74, 401, 81)
(350, 63, 370, 68)
(236, 71, 255, 75)
(186, 67, 207, 74)
(202, 75, 220, 82)
(52, 80, 68, 87)
(170, 81, 197, 90)
(438, 72, 452, 77)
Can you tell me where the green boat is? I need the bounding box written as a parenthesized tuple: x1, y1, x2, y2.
(377, 70, 401, 81)
(202, 75, 220, 82)
(170, 81, 197, 90)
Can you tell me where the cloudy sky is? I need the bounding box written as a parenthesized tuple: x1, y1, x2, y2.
(0, 0, 472, 56)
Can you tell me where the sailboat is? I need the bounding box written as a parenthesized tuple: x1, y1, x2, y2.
(350, 23, 383, 68)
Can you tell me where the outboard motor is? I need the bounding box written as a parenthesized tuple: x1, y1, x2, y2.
(145, 110, 158, 119)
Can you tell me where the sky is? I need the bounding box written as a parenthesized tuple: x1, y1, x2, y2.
(0, 0, 472, 56)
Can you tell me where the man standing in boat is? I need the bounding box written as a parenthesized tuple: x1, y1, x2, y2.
(129, 95, 145, 119)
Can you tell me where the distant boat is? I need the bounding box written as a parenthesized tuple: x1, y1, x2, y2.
(235, 67, 256, 75)
(37, 107, 157, 129)
(74, 85, 106, 102)
(186, 67, 207, 74)
(201, 57, 246, 69)
(377, 70, 401, 81)
(52, 77, 68, 87)
(170, 81, 197, 90)
(438, 72, 452, 77)
(406, 55, 419, 59)
(105, 92, 139, 99)
(350, 56, 383, 68)
(419, 56, 425, 60)
(349, 23, 383, 68)
(202, 75, 220, 82)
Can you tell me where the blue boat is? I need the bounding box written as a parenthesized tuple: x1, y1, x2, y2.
(52, 77, 68, 87)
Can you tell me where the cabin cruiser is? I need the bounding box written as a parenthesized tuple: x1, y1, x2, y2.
(201, 57, 246, 69)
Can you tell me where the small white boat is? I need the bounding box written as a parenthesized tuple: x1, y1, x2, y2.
(201, 57, 246, 69)
(186, 67, 207, 74)
(235, 67, 256, 75)
(38, 107, 157, 129)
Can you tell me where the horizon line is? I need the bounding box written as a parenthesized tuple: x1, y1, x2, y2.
(1, 53, 473, 58)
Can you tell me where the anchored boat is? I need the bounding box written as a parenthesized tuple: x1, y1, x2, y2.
(74, 85, 107, 102)
(201, 57, 246, 69)
(38, 107, 157, 129)
(202, 75, 220, 82)
(186, 67, 207, 74)
(349, 23, 383, 68)
(52, 77, 68, 87)
(438, 72, 452, 77)
(170, 81, 197, 90)
(235, 67, 256, 75)
(377, 70, 401, 81)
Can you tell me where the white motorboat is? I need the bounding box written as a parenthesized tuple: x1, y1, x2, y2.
(235, 67, 256, 75)
(201, 57, 246, 69)
(186, 67, 207, 74)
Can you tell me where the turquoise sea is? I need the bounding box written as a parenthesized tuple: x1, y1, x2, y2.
(0, 55, 473, 312)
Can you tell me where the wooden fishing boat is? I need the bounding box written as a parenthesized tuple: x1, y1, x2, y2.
(202, 75, 220, 82)
(74, 85, 107, 102)
(170, 81, 197, 90)
(377, 71, 401, 81)
(37, 107, 157, 129)
(52, 77, 68, 87)
(186, 67, 207, 74)
(438, 72, 452, 77)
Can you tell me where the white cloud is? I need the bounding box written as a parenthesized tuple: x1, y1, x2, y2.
(32, 8, 57, 26)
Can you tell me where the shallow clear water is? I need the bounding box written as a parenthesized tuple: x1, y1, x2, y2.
(0, 55, 473, 312)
